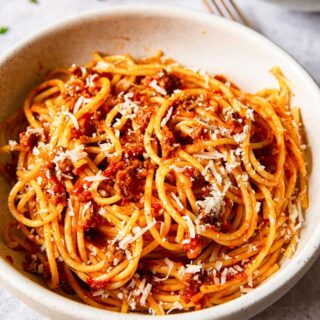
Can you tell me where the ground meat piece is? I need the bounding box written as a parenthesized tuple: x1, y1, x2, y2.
(151, 202, 163, 217)
(19, 131, 41, 150)
(155, 72, 181, 94)
(226, 117, 244, 134)
(80, 113, 98, 137)
(102, 160, 124, 179)
(195, 184, 211, 197)
(220, 219, 232, 232)
(141, 70, 181, 95)
(193, 126, 210, 140)
(175, 122, 209, 141)
(160, 126, 177, 158)
(184, 168, 210, 197)
(87, 278, 108, 289)
(114, 160, 148, 202)
(82, 203, 103, 231)
(54, 156, 73, 176)
(172, 94, 211, 111)
(184, 167, 196, 178)
(22, 253, 43, 275)
(43, 165, 67, 205)
(134, 105, 155, 133)
(69, 65, 83, 78)
(45, 179, 66, 205)
(181, 273, 202, 304)
(174, 108, 196, 119)
(102, 243, 124, 266)
(253, 144, 278, 174)
(181, 235, 202, 259)
(71, 180, 92, 203)
(70, 128, 81, 139)
(122, 129, 145, 160)
(123, 144, 145, 160)
(132, 90, 150, 105)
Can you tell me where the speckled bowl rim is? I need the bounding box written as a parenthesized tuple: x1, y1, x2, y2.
(0, 5, 319, 320)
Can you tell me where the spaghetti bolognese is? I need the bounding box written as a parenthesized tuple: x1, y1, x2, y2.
(0, 51, 308, 314)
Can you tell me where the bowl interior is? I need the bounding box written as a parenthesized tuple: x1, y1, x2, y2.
(0, 6, 319, 320)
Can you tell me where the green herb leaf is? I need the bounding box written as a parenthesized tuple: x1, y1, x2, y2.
(0, 26, 9, 35)
(30, 0, 39, 3)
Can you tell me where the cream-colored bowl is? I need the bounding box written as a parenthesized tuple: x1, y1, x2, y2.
(0, 5, 319, 320)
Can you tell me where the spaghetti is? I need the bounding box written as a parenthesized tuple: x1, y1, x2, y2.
(0, 51, 308, 314)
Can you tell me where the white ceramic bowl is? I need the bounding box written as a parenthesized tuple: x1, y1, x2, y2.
(0, 5, 319, 320)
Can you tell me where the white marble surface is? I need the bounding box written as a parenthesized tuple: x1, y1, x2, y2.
(0, 0, 319, 319)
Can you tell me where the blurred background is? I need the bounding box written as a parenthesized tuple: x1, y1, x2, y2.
(0, 0, 319, 319)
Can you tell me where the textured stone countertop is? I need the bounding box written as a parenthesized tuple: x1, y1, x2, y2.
(0, 0, 319, 319)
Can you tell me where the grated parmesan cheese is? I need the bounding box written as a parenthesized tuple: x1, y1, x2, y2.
(246, 108, 255, 121)
(269, 215, 275, 226)
(255, 201, 261, 212)
(95, 61, 111, 70)
(171, 192, 184, 210)
(154, 258, 174, 282)
(234, 265, 243, 272)
(118, 220, 157, 250)
(82, 201, 91, 219)
(127, 279, 136, 289)
(233, 125, 249, 144)
(27, 127, 44, 135)
(149, 80, 167, 96)
(185, 263, 202, 274)
(195, 219, 207, 234)
(196, 183, 228, 217)
(64, 111, 79, 130)
(166, 301, 184, 314)
(183, 215, 196, 238)
(202, 160, 223, 184)
(67, 144, 87, 162)
(240, 286, 253, 293)
(140, 283, 152, 305)
(73, 96, 85, 114)
(181, 238, 191, 245)
(194, 151, 226, 160)
(161, 107, 173, 127)
(8, 140, 17, 150)
(128, 299, 136, 311)
(222, 252, 232, 260)
(215, 260, 223, 271)
(86, 74, 98, 88)
(169, 165, 192, 172)
(92, 290, 105, 297)
(118, 92, 139, 120)
(137, 279, 146, 294)
(220, 268, 228, 284)
(67, 198, 75, 216)
(159, 221, 165, 235)
(249, 244, 258, 252)
(32, 147, 40, 156)
(213, 270, 220, 285)
(84, 170, 107, 182)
